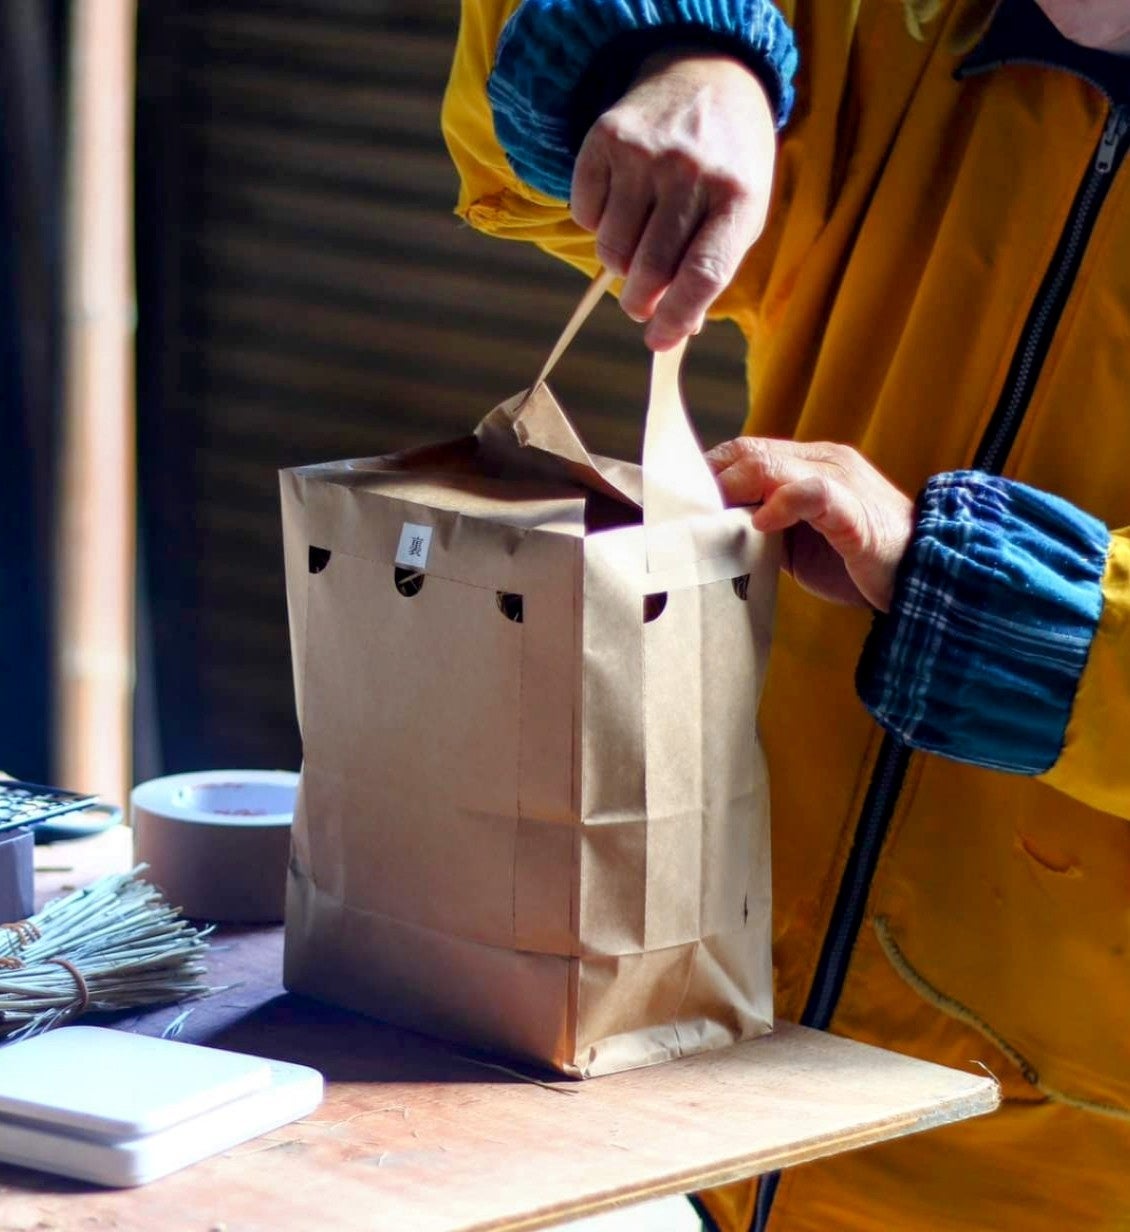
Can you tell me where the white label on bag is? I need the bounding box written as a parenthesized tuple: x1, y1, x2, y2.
(395, 523, 433, 569)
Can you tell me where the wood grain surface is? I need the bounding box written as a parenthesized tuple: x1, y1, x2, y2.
(0, 831, 1000, 1231)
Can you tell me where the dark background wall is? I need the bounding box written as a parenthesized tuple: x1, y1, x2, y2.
(135, 0, 747, 779)
(0, 3, 67, 785)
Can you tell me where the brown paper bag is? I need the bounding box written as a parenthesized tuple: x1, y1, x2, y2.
(280, 273, 780, 1077)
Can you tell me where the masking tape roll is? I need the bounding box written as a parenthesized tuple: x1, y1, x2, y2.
(131, 770, 298, 924)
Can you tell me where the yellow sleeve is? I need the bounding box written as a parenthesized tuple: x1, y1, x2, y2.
(1040, 532, 1130, 820)
(440, 1, 894, 346)
(440, 1, 811, 288)
(440, 0, 602, 278)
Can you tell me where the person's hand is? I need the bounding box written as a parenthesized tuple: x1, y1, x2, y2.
(571, 50, 777, 351)
(706, 438, 916, 611)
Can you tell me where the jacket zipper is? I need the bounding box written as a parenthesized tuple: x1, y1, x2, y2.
(976, 103, 1129, 471)
(797, 739, 911, 1030)
(750, 102, 1128, 1232)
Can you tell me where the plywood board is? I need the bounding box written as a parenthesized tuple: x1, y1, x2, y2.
(3, 832, 999, 1231)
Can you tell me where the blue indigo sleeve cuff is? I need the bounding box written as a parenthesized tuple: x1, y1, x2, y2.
(857, 472, 1110, 775)
(488, 0, 799, 200)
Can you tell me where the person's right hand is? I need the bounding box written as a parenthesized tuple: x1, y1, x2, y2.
(571, 48, 777, 351)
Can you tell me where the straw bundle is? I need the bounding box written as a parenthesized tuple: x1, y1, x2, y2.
(0, 867, 211, 1041)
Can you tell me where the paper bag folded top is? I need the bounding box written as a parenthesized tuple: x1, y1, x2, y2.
(281, 271, 780, 1077)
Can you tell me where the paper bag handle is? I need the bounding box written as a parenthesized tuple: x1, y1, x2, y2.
(524, 270, 723, 528)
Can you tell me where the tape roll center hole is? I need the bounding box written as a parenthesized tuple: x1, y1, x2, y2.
(173, 782, 296, 817)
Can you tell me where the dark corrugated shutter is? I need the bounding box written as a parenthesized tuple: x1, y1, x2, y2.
(135, 0, 747, 775)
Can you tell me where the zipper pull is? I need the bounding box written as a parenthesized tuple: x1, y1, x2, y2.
(1096, 105, 1129, 175)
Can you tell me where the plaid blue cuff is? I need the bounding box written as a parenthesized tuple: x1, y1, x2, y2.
(857, 472, 1110, 774)
(488, 0, 798, 200)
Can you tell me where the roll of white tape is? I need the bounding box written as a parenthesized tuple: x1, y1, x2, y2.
(131, 771, 298, 924)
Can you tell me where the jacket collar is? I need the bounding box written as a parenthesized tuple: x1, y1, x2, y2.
(959, 0, 1130, 104)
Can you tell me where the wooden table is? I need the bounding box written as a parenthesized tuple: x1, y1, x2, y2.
(0, 831, 999, 1232)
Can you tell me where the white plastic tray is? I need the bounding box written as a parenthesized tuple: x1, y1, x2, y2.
(0, 1027, 322, 1186)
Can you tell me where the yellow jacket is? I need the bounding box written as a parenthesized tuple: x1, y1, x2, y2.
(443, 1, 1130, 1227)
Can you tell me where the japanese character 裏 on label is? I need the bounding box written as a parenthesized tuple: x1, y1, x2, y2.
(395, 522, 433, 570)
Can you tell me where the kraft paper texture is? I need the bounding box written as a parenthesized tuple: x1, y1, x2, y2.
(281, 275, 780, 1077)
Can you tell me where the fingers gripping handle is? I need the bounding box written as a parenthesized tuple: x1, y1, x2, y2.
(528, 270, 723, 529)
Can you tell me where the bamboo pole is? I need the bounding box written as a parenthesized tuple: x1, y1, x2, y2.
(55, 0, 138, 806)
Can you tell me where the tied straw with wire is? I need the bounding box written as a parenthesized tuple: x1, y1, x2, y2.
(0, 867, 213, 1041)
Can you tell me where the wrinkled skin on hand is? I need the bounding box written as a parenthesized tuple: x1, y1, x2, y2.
(706, 438, 916, 612)
(574, 54, 914, 609)
(570, 50, 777, 351)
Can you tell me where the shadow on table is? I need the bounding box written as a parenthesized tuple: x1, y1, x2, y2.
(87, 924, 571, 1088)
(205, 991, 573, 1089)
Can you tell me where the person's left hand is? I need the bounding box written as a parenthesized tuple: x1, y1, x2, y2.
(706, 437, 915, 611)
